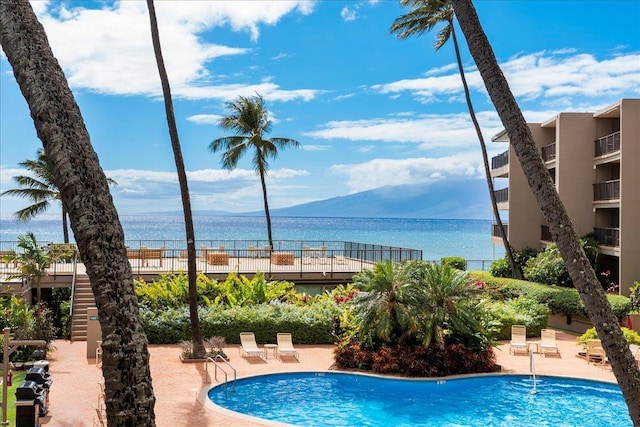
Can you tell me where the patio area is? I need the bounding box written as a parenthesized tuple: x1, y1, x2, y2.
(37, 330, 617, 427)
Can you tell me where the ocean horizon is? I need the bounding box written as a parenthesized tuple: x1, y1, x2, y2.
(0, 215, 504, 263)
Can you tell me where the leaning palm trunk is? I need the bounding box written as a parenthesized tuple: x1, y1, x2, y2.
(146, 0, 205, 358)
(451, 0, 640, 422)
(259, 169, 274, 248)
(448, 23, 521, 279)
(0, 1, 156, 425)
(62, 207, 69, 243)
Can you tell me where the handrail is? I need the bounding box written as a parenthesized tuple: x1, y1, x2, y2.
(530, 349, 537, 393)
(69, 251, 79, 319)
(205, 355, 236, 386)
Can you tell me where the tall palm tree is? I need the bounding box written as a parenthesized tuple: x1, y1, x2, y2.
(1, 0, 156, 424)
(146, 0, 205, 359)
(390, 0, 521, 279)
(2, 148, 117, 244)
(209, 94, 300, 248)
(450, 0, 640, 421)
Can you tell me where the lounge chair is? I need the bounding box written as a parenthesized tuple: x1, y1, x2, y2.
(248, 245, 257, 258)
(276, 333, 299, 361)
(586, 339, 606, 365)
(239, 332, 265, 360)
(510, 325, 528, 355)
(540, 329, 559, 356)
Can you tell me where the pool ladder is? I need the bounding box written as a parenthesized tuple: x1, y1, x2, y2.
(205, 355, 237, 387)
(529, 349, 537, 393)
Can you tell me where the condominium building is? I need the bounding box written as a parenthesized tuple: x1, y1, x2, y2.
(490, 98, 640, 295)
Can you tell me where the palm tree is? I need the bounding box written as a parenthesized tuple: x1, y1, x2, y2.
(209, 94, 301, 248)
(2, 148, 117, 244)
(450, 0, 640, 421)
(1, 0, 156, 424)
(3, 232, 51, 305)
(391, 0, 521, 279)
(352, 260, 420, 346)
(411, 261, 482, 348)
(146, 0, 205, 359)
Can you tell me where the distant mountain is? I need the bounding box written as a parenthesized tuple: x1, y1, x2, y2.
(175, 179, 492, 219)
(267, 179, 492, 219)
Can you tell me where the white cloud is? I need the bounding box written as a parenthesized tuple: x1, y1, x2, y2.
(302, 145, 331, 152)
(305, 111, 505, 149)
(373, 51, 640, 102)
(341, 6, 358, 22)
(31, 1, 319, 102)
(186, 114, 223, 125)
(330, 151, 485, 193)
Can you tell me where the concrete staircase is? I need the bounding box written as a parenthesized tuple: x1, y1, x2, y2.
(70, 274, 95, 341)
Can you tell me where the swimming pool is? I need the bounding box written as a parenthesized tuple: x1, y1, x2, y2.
(207, 372, 631, 426)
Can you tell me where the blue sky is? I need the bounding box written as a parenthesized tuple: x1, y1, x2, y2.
(1, 0, 639, 218)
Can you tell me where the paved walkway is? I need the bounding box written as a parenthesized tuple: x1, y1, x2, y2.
(39, 331, 616, 427)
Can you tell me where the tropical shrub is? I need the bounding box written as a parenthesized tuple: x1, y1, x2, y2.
(334, 339, 498, 377)
(489, 257, 511, 278)
(629, 282, 640, 314)
(140, 298, 342, 345)
(490, 247, 537, 278)
(523, 244, 571, 287)
(0, 297, 57, 360)
(470, 271, 631, 320)
(135, 272, 295, 309)
(576, 327, 640, 349)
(441, 256, 467, 271)
(486, 296, 549, 340)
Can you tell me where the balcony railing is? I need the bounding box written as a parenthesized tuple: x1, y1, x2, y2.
(593, 227, 620, 247)
(541, 143, 556, 162)
(494, 188, 509, 204)
(492, 224, 508, 238)
(594, 131, 621, 157)
(540, 225, 553, 242)
(491, 150, 509, 170)
(593, 180, 620, 201)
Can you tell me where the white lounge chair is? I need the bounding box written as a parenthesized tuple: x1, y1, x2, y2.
(276, 333, 299, 361)
(540, 329, 559, 356)
(586, 339, 606, 365)
(239, 332, 265, 360)
(510, 325, 528, 355)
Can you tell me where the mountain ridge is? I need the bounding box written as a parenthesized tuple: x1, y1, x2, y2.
(184, 179, 493, 220)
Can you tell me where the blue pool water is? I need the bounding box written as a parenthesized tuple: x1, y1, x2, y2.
(208, 372, 631, 426)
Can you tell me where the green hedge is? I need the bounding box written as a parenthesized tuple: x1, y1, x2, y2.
(471, 271, 631, 320)
(486, 296, 549, 340)
(140, 300, 343, 345)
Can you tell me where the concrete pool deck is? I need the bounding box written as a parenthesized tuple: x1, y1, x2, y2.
(39, 330, 617, 427)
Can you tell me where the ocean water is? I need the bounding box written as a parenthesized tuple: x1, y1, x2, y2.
(0, 215, 504, 262)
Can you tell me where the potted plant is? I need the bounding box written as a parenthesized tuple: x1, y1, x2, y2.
(628, 282, 640, 331)
(179, 336, 229, 362)
(205, 336, 229, 361)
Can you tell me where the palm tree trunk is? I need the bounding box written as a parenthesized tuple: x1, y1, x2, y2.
(449, 23, 521, 279)
(62, 208, 69, 243)
(451, 0, 640, 422)
(146, 0, 205, 358)
(259, 170, 274, 248)
(1, 1, 157, 424)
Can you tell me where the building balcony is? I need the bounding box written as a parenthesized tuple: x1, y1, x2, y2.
(541, 143, 556, 162)
(594, 131, 620, 157)
(492, 223, 508, 238)
(493, 188, 509, 204)
(540, 225, 553, 242)
(593, 180, 620, 202)
(491, 150, 509, 170)
(594, 227, 620, 247)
